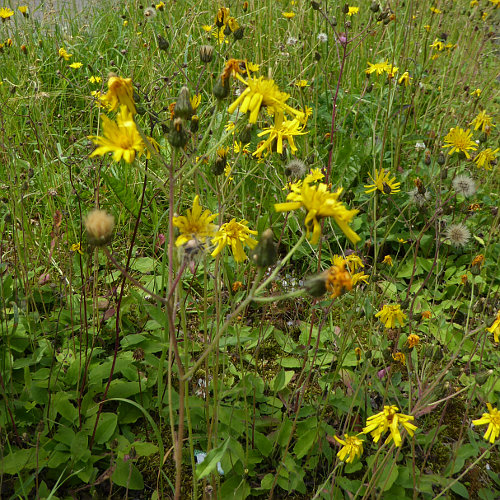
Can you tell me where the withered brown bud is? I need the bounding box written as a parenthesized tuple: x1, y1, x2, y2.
(233, 27, 244, 40)
(311, 0, 321, 10)
(370, 2, 380, 12)
(343, 4, 350, 14)
(157, 34, 169, 51)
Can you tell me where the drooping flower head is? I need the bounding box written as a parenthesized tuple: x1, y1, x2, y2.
(472, 404, 500, 443)
(58, 47, 72, 60)
(211, 219, 258, 262)
(442, 127, 477, 158)
(228, 74, 304, 125)
(364, 168, 401, 195)
(334, 434, 363, 463)
(474, 148, 499, 170)
(172, 196, 218, 247)
(88, 106, 144, 163)
(101, 75, 136, 115)
(363, 405, 417, 447)
(487, 310, 500, 343)
(375, 304, 406, 328)
(275, 177, 361, 245)
(470, 110, 495, 133)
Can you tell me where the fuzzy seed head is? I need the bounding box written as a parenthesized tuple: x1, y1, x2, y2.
(85, 209, 115, 246)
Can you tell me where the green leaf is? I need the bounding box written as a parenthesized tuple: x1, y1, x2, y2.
(261, 473, 274, 490)
(102, 171, 140, 219)
(0, 449, 34, 474)
(112, 460, 144, 490)
(220, 476, 250, 500)
(71, 431, 90, 463)
(196, 439, 230, 480)
(94, 413, 117, 444)
(130, 257, 156, 273)
(294, 428, 317, 459)
(254, 431, 273, 457)
(133, 442, 159, 457)
(272, 370, 295, 392)
(450, 481, 469, 498)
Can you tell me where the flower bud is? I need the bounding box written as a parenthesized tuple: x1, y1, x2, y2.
(168, 118, 188, 148)
(311, 0, 321, 10)
(190, 115, 199, 133)
(174, 86, 194, 120)
(233, 26, 244, 40)
(252, 229, 277, 268)
(200, 44, 214, 63)
(239, 124, 253, 144)
(305, 271, 328, 297)
(343, 4, 350, 14)
(85, 209, 115, 246)
(157, 34, 169, 51)
(370, 2, 380, 12)
(437, 152, 446, 165)
(213, 75, 230, 100)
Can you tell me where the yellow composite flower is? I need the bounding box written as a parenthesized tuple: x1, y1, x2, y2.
(253, 118, 307, 156)
(472, 404, 500, 443)
(69, 62, 83, 69)
(228, 74, 304, 125)
(474, 148, 499, 170)
(430, 6, 442, 14)
(365, 61, 391, 76)
(364, 168, 401, 195)
(351, 271, 369, 286)
(392, 352, 406, 365)
(487, 310, 500, 343)
(430, 39, 445, 51)
(347, 6, 359, 16)
(100, 75, 136, 115)
(362, 405, 417, 447)
(471, 88, 482, 97)
(275, 179, 360, 245)
(18, 6, 28, 15)
(70, 242, 84, 255)
(442, 127, 477, 158)
(334, 434, 364, 463)
(407, 334, 420, 348)
(398, 71, 412, 86)
(470, 110, 495, 133)
(211, 219, 258, 263)
(325, 262, 353, 298)
(89, 75, 102, 84)
(58, 47, 72, 60)
(88, 106, 145, 163)
(386, 65, 398, 79)
(382, 255, 393, 266)
(172, 196, 218, 247)
(190, 94, 202, 111)
(375, 304, 406, 328)
(295, 79, 309, 88)
(0, 7, 14, 19)
(282, 11, 295, 19)
(155, 1, 165, 10)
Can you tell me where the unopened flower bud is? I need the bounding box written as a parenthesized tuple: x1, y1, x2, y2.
(239, 124, 253, 144)
(475, 370, 493, 385)
(252, 229, 277, 268)
(437, 152, 446, 165)
(157, 34, 169, 51)
(174, 86, 194, 120)
(85, 209, 115, 246)
(190, 115, 199, 133)
(200, 44, 214, 63)
(370, 2, 380, 12)
(343, 4, 350, 14)
(168, 118, 188, 148)
(243, 1, 249, 12)
(305, 271, 328, 297)
(311, 0, 321, 10)
(314, 50, 321, 61)
(213, 75, 230, 99)
(331, 16, 337, 26)
(233, 26, 244, 40)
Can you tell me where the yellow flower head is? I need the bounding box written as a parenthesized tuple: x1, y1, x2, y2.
(70, 242, 84, 255)
(69, 62, 83, 69)
(362, 405, 417, 447)
(382, 255, 393, 266)
(88, 106, 145, 163)
(470, 110, 495, 133)
(295, 79, 309, 88)
(351, 271, 369, 286)
(190, 94, 202, 111)
(442, 127, 477, 158)
(365, 61, 391, 76)
(89, 75, 102, 84)
(155, 1, 165, 10)
(325, 262, 353, 298)
(398, 71, 412, 86)
(253, 118, 307, 156)
(58, 47, 72, 60)
(101, 75, 136, 115)
(472, 404, 500, 443)
(334, 434, 363, 463)
(275, 179, 361, 245)
(392, 352, 406, 365)
(386, 65, 398, 79)
(430, 6, 442, 14)
(421, 310, 432, 319)
(347, 6, 359, 16)
(228, 74, 304, 125)
(487, 310, 500, 343)
(0, 7, 14, 19)
(471, 88, 481, 97)
(407, 334, 420, 348)
(18, 6, 28, 14)
(474, 148, 499, 170)
(364, 168, 401, 195)
(430, 39, 445, 51)
(172, 196, 218, 248)
(375, 304, 406, 328)
(211, 219, 258, 262)
(282, 11, 295, 19)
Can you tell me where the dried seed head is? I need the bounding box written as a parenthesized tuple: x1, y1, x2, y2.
(200, 44, 214, 63)
(85, 209, 115, 246)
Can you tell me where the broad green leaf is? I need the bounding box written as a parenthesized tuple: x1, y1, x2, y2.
(272, 370, 295, 392)
(133, 442, 159, 457)
(94, 413, 117, 444)
(196, 439, 230, 480)
(450, 481, 469, 498)
(112, 460, 144, 490)
(294, 428, 317, 459)
(71, 431, 90, 463)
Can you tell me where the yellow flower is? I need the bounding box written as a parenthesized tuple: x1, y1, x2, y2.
(398, 238, 407, 244)
(442, 127, 477, 158)
(88, 106, 145, 163)
(304, 168, 324, 183)
(424, 25, 431, 32)
(470, 0, 478, 5)
(275, 179, 361, 245)
(334, 434, 363, 463)
(490, 0, 500, 7)
(246, 62, 260, 73)
(365, 61, 391, 76)
(228, 74, 304, 125)
(123, 20, 128, 26)
(190, 94, 202, 111)
(69, 62, 83, 69)
(155, 1, 165, 10)
(347, 6, 359, 16)
(407, 334, 420, 348)
(364, 168, 401, 195)
(382, 255, 393, 266)
(474, 148, 499, 170)
(472, 404, 500, 443)
(386, 65, 398, 79)
(100, 75, 136, 115)
(351, 272, 369, 286)
(224, 165, 234, 183)
(232, 281, 244, 292)
(70, 242, 84, 255)
(253, 118, 307, 156)
(225, 121, 236, 132)
(398, 71, 412, 86)
(202, 24, 212, 32)
(430, 6, 442, 14)
(470, 110, 495, 133)
(421, 310, 432, 319)
(295, 79, 309, 88)
(58, 47, 72, 60)
(392, 352, 406, 365)
(375, 304, 406, 328)
(325, 262, 353, 298)
(482, 11, 489, 20)
(211, 219, 258, 262)
(89, 75, 102, 84)
(487, 310, 500, 343)
(362, 405, 417, 447)
(0, 7, 14, 19)
(471, 88, 481, 97)
(346, 254, 364, 272)
(172, 195, 218, 247)
(282, 11, 295, 19)
(430, 39, 445, 51)
(18, 6, 28, 14)
(212, 27, 228, 45)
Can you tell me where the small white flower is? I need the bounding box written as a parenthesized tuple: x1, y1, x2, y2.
(317, 33, 328, 43)
(415, 141, 426, 150)
(287, 36, 298, 46)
